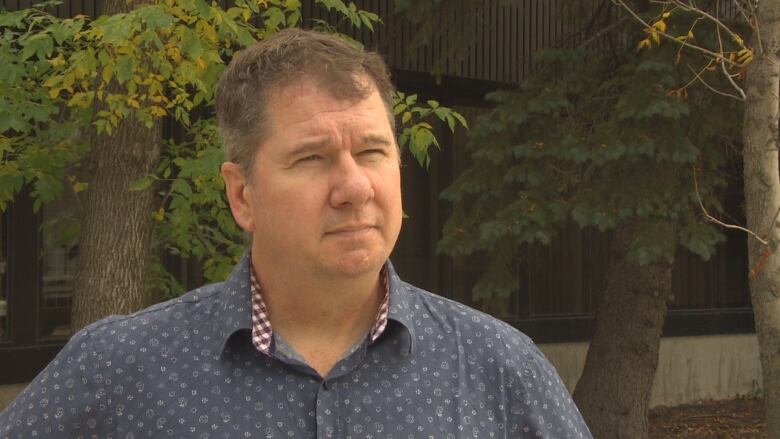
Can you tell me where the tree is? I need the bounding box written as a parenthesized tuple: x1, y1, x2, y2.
(613, 0, 780, 435)
(394, 1, 742, 437)
(0, 0, 465, 331)
(71, 0, 162, 330)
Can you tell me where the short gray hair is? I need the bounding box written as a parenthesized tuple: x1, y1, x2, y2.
(215, 28, 396, 177)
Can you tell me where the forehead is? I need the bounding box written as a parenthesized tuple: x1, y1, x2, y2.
(263, 79, 392, 137)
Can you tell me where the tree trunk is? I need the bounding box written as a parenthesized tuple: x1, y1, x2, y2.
(743, 1, 780, 436)
(573, 222, 675, 439)
(71, 0, 161, 331)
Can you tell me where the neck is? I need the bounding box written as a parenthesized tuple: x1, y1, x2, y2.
(251, 253, 384, 375)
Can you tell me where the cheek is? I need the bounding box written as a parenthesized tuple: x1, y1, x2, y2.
(378, 170, 403, 216)
(258, 184, 324, 224)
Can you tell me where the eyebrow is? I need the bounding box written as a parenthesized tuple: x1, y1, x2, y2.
(362, 134, 394, 148)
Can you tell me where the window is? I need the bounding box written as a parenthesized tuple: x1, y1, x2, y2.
(38, 191, 78, 340)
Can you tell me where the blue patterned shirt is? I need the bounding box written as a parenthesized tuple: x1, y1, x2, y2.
(0, 254, 591, 438)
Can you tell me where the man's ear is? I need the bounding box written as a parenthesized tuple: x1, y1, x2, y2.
(221, 162, 255, 232)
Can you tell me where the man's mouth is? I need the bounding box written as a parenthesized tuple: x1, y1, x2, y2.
(326, 224, 375, 235)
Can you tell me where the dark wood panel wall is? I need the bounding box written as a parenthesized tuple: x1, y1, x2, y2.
(2, 0, 621, 85)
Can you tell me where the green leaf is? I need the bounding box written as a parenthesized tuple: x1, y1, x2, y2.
(129, 175, 155, 191)
(136, 6, 174, 31)
(114, 55, 134, 84)
(0, 10, 28, 28)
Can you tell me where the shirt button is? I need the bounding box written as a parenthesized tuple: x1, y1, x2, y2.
(323, 379, 334, 390)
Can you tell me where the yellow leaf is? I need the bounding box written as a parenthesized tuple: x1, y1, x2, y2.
(737, 48, 753, 65)
(687, 31, 694, 39)
(72, 182, 88, 193)
(150, 105, 167, 117)
(197, 20, 217, 43)
(102, 65, 113, 84)
(652, 20, 667, 33)
(48, 54, 66, 67)
(49, 88, 62, 99)
(662, 11, 671, 18)
(650, 31, 660, 45)
(636, 38, 651, 51)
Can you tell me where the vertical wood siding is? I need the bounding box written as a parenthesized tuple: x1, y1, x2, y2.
(2, 0, 623, 84)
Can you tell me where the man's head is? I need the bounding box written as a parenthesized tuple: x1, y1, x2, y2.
(217, 29, 402, 281)
(215, 28, 396, 178)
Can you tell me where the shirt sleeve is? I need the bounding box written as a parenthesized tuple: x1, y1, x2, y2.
(511, 342, 593, 439)
(0, 327, 111, 439)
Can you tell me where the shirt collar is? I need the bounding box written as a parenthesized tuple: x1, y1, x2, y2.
(384, 260, 418, 355)
(213, 252, 417, 355)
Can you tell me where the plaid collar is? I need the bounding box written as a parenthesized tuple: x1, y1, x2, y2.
(250, 263, 390, 355)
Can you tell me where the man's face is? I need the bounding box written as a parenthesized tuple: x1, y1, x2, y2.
(223, 78, 402, 279)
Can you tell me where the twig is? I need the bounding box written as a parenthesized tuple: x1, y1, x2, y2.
(671, 0, 746, 50)
(720, 61, 746, 99)
(685, 65, 744, 100)
(675, 16, 705, 61)
(680, 60, 713, 90)
(692, 165, 769, 245)
(613, 0, 741, 68)
(714, 10, 747, 99)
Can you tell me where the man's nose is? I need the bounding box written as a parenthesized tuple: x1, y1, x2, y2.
(329, 155, 374, 208)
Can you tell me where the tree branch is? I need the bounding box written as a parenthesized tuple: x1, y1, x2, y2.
(720, 61, 746, 99)
(714, 9, 748, 99)
(613, 0, 741, 68)
(692, 165, 769, 245)
(671, 0, 746, 49)
(681, 62, 744, 100)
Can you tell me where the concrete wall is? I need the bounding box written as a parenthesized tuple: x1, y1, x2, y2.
(539, 333, 762, 407)
(0, 334, 763, 412)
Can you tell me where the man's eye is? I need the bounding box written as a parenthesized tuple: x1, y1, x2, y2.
(297, 155, 321, 164)
(361, 149, 385, 156)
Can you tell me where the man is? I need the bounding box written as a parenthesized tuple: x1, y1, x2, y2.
(1, 29, 591, 438)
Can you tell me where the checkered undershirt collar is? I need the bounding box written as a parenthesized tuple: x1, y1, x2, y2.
(250, 263, 390, 355)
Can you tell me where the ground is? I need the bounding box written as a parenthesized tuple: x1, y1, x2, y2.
(650, 397, 767, 438)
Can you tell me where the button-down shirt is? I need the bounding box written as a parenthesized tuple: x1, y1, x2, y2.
(0, 254, 592, 438)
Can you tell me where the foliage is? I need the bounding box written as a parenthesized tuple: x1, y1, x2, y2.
(438, 44, 741, 304)
(616, 1, 755, 104)
(393, 91, 468, 167)
(0, 0, 466, 294)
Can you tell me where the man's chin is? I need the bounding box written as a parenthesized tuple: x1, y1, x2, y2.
(325, 251, 385, 278)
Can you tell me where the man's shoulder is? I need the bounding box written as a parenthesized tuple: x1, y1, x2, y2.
(396, 281, 537, 356)
(77, 280, 230, 341)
